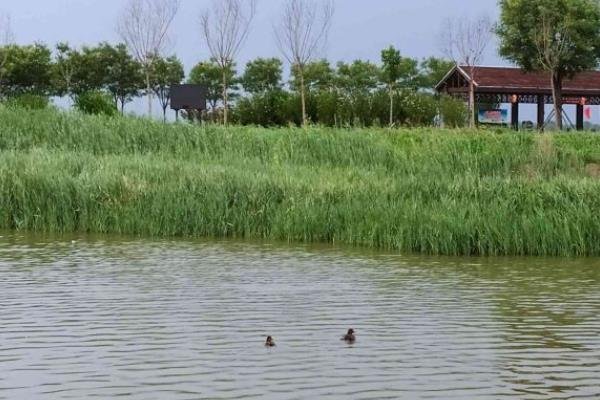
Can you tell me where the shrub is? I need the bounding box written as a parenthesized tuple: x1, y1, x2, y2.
(438, 95, 468, 128)
(235, 90, 292, 127)
(5, 93, 50, 110)
(74, 91, 117, 116)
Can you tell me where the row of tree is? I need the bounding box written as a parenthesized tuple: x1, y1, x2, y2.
(3, 0, 600, 130)
(0, 38, 464, 126)
(187, 54, 461, 127)
(0, 42, 184, 121)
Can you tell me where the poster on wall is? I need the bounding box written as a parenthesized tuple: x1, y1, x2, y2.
(478, 109, 509, 124)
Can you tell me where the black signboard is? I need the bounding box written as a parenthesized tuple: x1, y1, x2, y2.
(170, 84, 207, 110)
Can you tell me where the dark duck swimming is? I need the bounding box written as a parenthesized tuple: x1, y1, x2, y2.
(265, 336, 276, 347)
(342, 329, 356, 343)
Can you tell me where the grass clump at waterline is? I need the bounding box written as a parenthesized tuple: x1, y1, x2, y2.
(1, 107, 600, 256)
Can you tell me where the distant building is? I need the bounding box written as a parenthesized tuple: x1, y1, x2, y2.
(436, 65, 600, 131)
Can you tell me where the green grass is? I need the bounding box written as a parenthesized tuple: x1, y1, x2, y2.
(1, 107, 600, 256)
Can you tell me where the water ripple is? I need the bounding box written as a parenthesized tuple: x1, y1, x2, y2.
(1, 233, 600, 399)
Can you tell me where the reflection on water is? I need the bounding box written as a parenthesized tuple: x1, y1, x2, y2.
(1, 232, 599, 399)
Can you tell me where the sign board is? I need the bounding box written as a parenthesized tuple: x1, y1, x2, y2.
(478, 109, 509, 124)
(170, 84, 207, 110)
(563, 96, 587, 105)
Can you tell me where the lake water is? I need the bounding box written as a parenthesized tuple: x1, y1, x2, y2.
(1, 232, 600, 399)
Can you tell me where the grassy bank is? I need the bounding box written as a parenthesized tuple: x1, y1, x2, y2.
(2, 107, 600, 256)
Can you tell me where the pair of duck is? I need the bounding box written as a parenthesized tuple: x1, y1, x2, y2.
(265, 329, 356, 347)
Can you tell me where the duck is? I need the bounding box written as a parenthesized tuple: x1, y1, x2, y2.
(342, 328, 356, 343)
(265, 336, 276, 347)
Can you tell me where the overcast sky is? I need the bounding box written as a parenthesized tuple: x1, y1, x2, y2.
(3, 0, 505, 72)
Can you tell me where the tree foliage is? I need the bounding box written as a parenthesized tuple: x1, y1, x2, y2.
(418, 57, 455, 90)
(0, 43, 52, 98)
(0, 39, 460, 128)
(102, 43, 145, 114)
(149, 55, 184, 121)
(497, 0, 600, 129)
(290, 59, 335, 92)
(241, 57, 283, 93)
(380, 46, 418, 126)
(188, 59, 237, 110)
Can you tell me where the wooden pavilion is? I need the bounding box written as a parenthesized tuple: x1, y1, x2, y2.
(436, 66, 600, 130)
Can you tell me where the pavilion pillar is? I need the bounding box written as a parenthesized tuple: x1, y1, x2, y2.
(576, 104, 584, 131)
(511, 95, 519, 131)
(537, 95, 545, 131)
(576, 97, 586, 131)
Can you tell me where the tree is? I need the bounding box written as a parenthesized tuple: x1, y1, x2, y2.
(52, 43, 80, 98)
(241, 58, 283, 94)
(335, 60, 380, 126)
(275, 0, 334, 127)
(102, 43, 145, 114)
(53, 44, 107, 97)
(149, 55, 184, 121)
(117, 0, 180, 117)
(0, 12, 11, 45)
(70, 45, 107, 94)
(497, 0, 600, 130)
(336, 60, 379, 93)
(290, 59, 335, 92)
(200, 0, 256, 125)
(418, 57, 455, 90)
(188, 59, 237, 111)
(53, 43, 144, 112)
(380, 46, 419, 127)
(440, 15, 493, 128)
(0, 12, 13, 94)
(0, 44, 52, 98)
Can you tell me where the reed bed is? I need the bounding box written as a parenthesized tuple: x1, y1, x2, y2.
(1, 107, 600, 256)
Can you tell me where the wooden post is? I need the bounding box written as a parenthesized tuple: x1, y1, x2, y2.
(537, 95, 545, 131)
(511, 95, 519, 131)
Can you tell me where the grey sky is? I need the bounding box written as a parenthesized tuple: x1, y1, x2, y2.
(4, 0, 504, 72)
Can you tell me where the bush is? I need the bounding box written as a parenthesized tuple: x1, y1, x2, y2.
(74, 91, 117, 116)
(438, 95, 468, 128)
(398, 91, 438, 126)
(5, 94, 49, 110)
(235, 90, 292, 127)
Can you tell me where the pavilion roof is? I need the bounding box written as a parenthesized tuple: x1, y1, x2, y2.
(436, 66, 600, 95)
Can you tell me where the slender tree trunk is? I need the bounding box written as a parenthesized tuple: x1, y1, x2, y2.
(300, 69, 307, 127)
(468, 67, 476, 129)
(222, 68, 228, 125)
(145, 70, 153, 117)
(389, 85, 394, 127)
(552, 71, 563, 130)
(163, 105, 167, 123)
